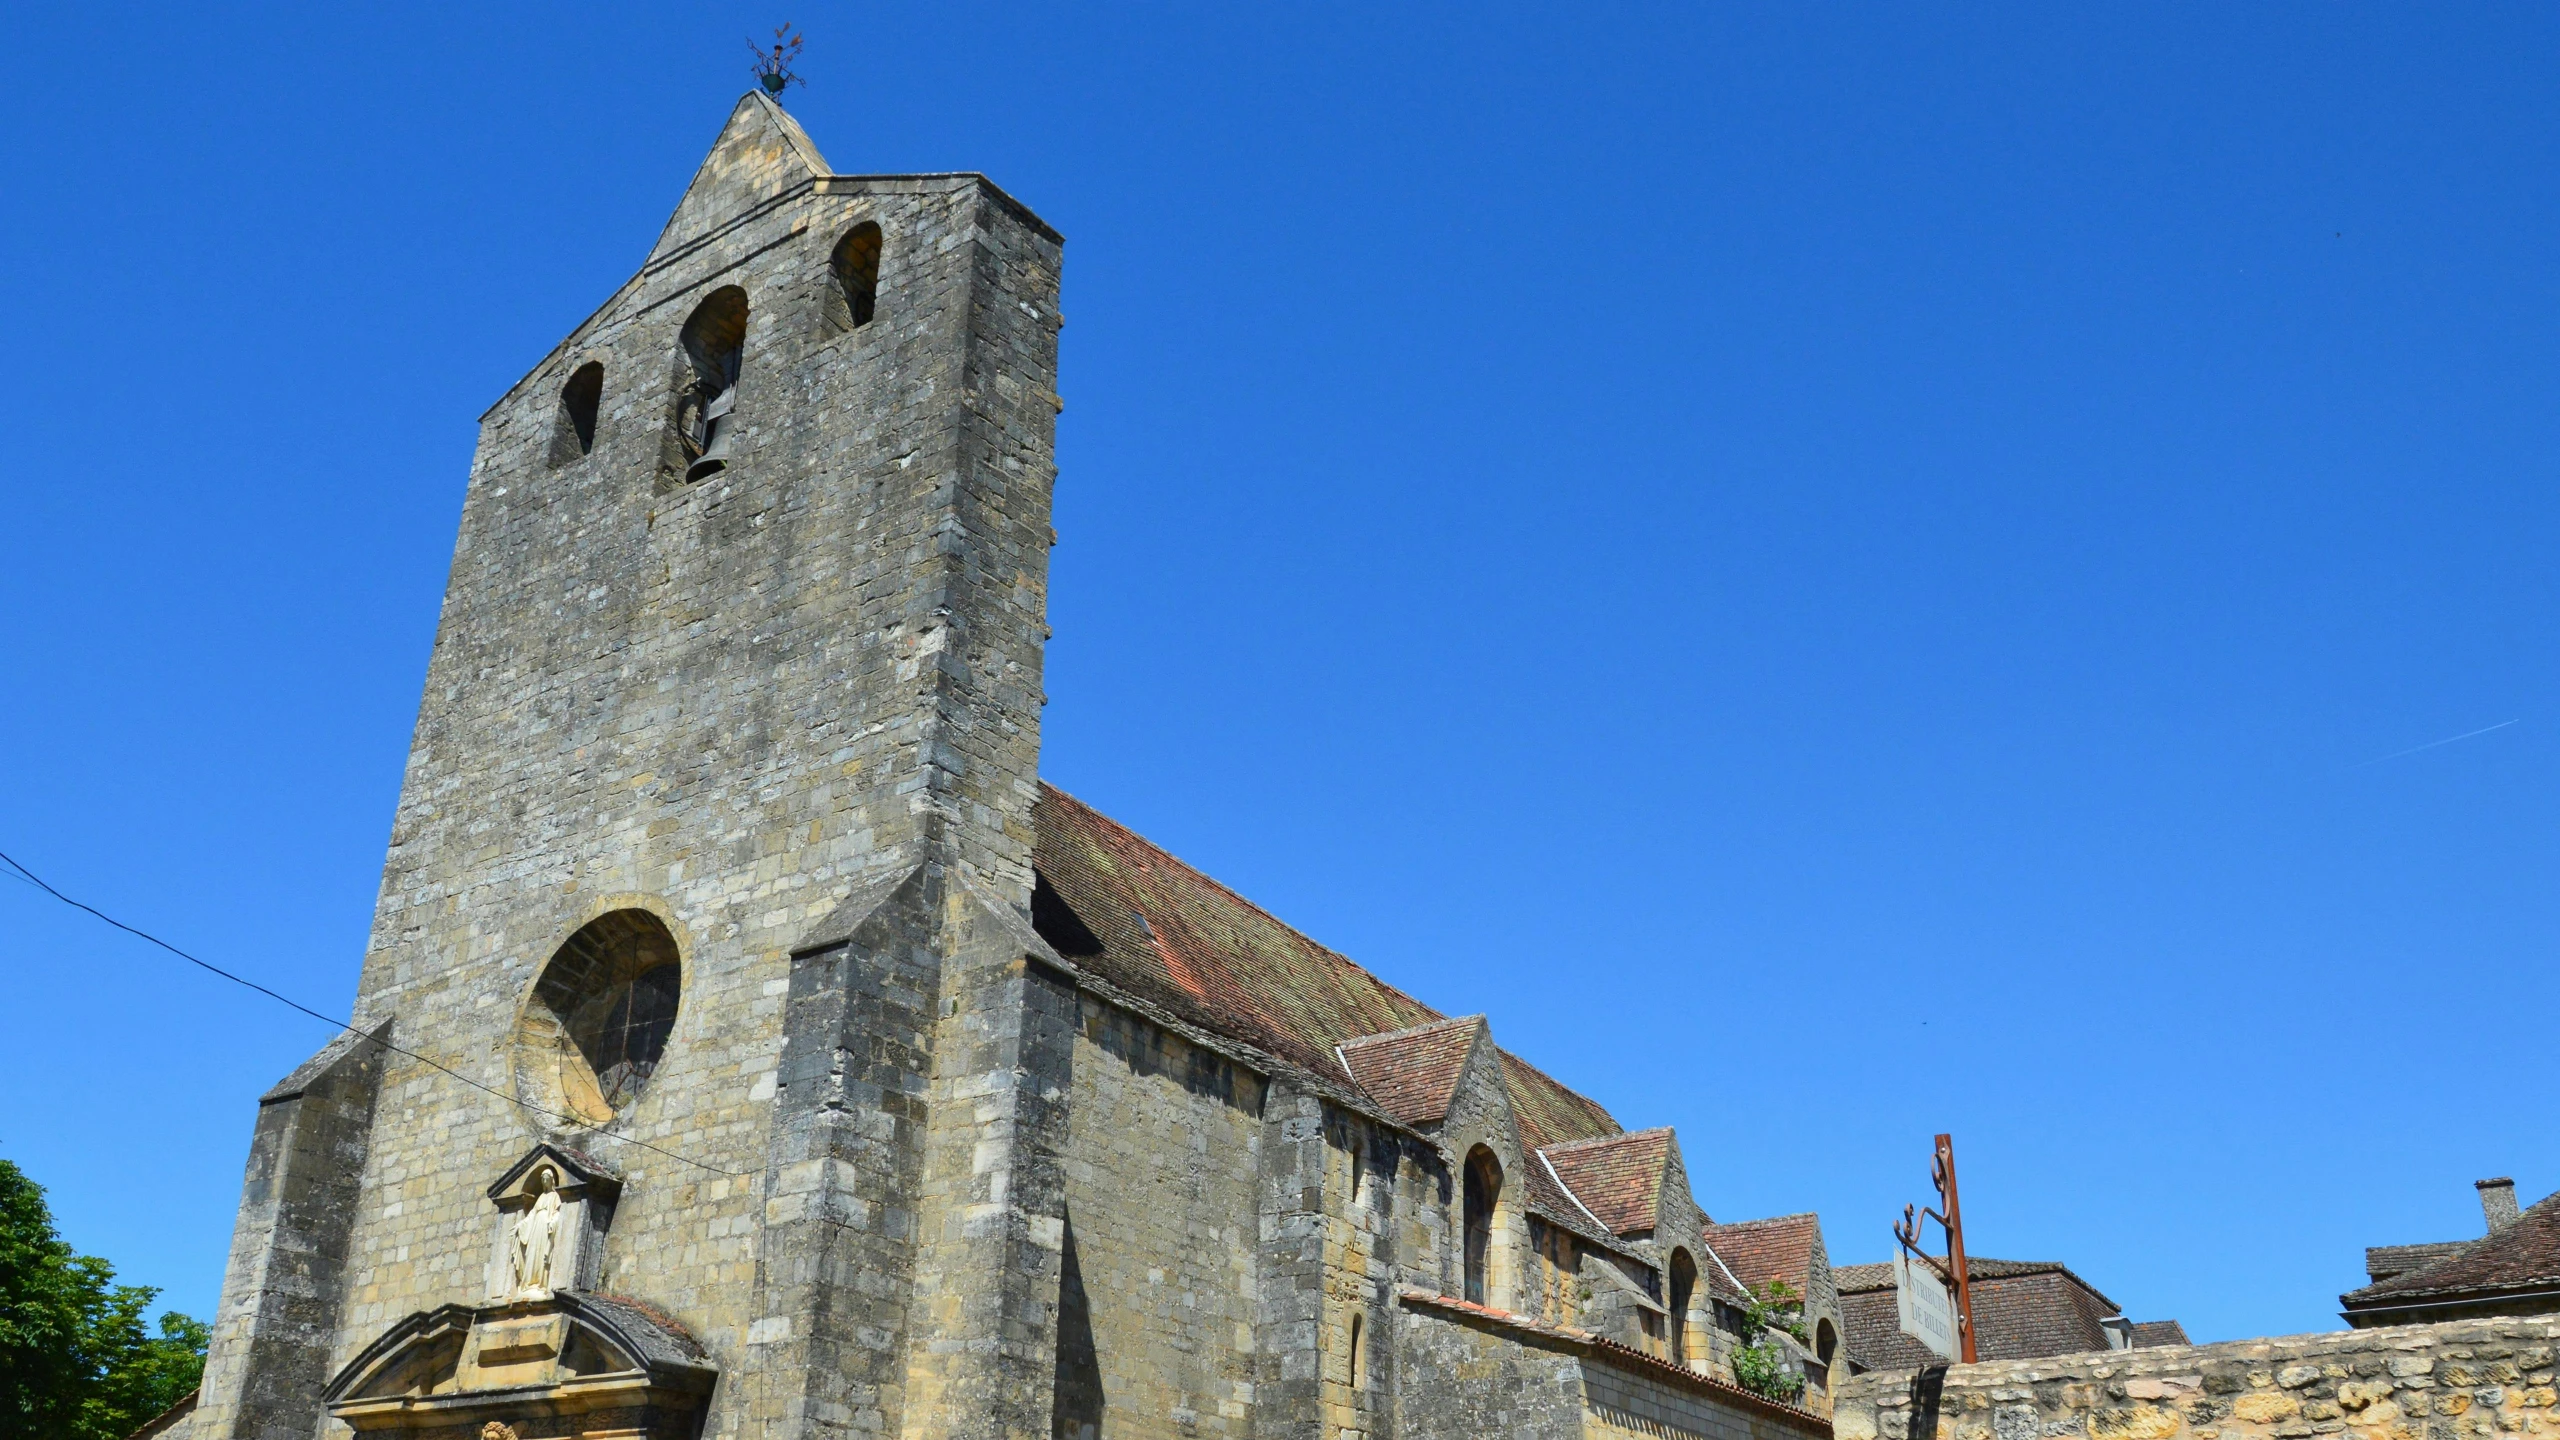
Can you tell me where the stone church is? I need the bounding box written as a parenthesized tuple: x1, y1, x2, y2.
(183, 95, 1835, 1440)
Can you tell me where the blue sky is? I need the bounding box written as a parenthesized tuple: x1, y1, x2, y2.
(5, 3, 2558, 1345)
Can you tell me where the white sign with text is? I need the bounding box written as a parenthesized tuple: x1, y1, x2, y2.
(1895, 1251, 1959, 1361)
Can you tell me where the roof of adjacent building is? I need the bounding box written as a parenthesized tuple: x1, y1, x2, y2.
(1838, 1281, 1935, 1371)
(1540, 1130, 1677, 1237)
(2342, 1188, 2560, 1315)
(2129, 1319, 2192, 1347)
(1834, 1256, 2118, 1305)
(1837, 1257, 2167, 1370)
(1031, 785, 1622, 1148)
(128, 1389, 197, 1440)
(1703, 1213, 1822, 1301)
(2366, 1242, 2471, 1285)
(1831, 1262, 1892, 1292)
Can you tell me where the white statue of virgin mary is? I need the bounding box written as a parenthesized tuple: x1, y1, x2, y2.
(506, 1165, 564, 1301)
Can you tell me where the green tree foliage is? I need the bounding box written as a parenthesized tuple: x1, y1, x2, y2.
(1728, 1278, 1810, 1403)
(0, 1159, 207, 1440)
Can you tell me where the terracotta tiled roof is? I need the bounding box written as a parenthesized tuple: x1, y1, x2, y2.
(1540, 1129, 1675, 1237)
(1503, 1050, 1621, 1152)
(1527, 1151, 1613, 1236)
(1839, 1278, 1933, 1370)
(1339, 1017, 1482, 1126)
(1831, 1262, 1892, 1293)
(1031, 786, 1620, 1144)
(1523, 1153, 1665, 1269)
(128, 1389, 198, 1440)
(1961, 1270, 2144, 1358)
(1837, 1258, 2127, 1369)
(2130, 1319, 2191, 1347)
(1835, 1256, 2115, 1306)
(1704, 1214, 1821, 1300)
(2343, 1188, 2560, 1314)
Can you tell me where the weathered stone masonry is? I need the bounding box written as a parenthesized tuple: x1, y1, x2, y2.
(1835, 1316, 2560, 1440)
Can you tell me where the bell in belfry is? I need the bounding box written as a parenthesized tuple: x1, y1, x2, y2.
(687, 385, 736, 482)
(671, 285, 748, 486)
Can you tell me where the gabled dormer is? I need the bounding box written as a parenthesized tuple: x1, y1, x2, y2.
(1337, 1014, 1536, 1309)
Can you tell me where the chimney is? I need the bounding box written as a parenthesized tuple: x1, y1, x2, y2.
(2478, 1177, 2521, 1232)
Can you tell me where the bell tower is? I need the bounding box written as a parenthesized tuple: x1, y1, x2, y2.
(189, 94, 1073, 1440)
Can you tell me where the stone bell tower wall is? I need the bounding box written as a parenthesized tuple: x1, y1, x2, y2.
(191, 93, 1063, 1440)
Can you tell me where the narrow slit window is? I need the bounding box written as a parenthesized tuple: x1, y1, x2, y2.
(1463, 1146, 1502, 1305)
(1669, 1249, 1697, 1368)
(550, 361, 604, 466)
(832, 222, 882, 330)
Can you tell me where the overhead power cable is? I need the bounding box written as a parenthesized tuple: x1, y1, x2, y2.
(0, 847, 744, 1179)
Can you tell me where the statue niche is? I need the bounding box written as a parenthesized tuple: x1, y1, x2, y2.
(485, 1143, 617, 1303)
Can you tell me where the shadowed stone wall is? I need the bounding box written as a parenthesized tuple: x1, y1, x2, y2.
(1055, 1003, 1265, 1439)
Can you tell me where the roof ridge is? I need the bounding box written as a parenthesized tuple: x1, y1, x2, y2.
(2345, 1239, 2491, 1299)
(1965, 1259, 2119, 1313)
(1495, 1048, 1624, 1142)
(1708, 1212, 1820, 1228)
(1342, 1014, 1485, 1048)
(1543, 1126, 1670, 1154)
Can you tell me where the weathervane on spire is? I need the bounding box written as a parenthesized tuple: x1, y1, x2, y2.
(752, 24, 806, 97)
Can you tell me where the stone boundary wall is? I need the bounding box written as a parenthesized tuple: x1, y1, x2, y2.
(1834, 1316, 2560, 1440)
(1586, 1354, 1827, 1440)
(1398, 1290, 1834, 1440)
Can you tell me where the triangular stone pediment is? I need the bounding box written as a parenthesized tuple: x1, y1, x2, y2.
(486, 1141, 620, 1204)
(647, 91, 832, 264)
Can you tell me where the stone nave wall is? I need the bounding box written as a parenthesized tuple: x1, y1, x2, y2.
(1836, 1316, 2560, 1440)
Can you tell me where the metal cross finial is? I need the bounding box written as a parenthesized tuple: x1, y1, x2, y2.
(752, 23, 806, 97)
